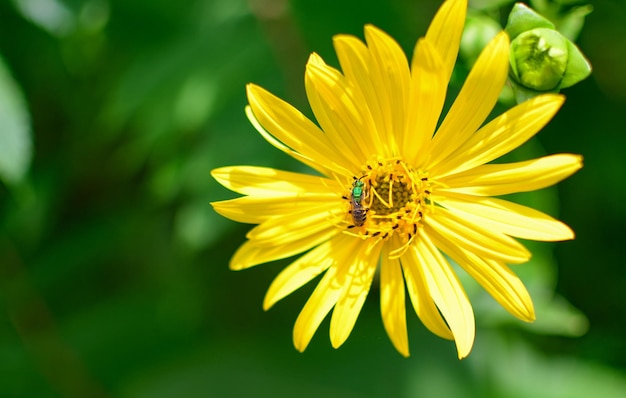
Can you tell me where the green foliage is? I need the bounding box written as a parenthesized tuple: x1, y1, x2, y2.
(0, 55, 32, 185)
(460, 12, 502, 64)
(0, 0, 625, 397)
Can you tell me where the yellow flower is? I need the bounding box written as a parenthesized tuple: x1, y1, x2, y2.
(211, 0, 582, 359)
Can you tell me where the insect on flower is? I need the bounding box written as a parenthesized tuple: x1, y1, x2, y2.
(348, 176, 369, 228)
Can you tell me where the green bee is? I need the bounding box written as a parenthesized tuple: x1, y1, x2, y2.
(349, 177, 368, 227)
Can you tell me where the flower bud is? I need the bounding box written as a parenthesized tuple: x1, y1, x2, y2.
(509, 28, 568, 91)
(505, 3, 591, 101)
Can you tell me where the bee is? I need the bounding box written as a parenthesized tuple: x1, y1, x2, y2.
(348, 177, 368, 227)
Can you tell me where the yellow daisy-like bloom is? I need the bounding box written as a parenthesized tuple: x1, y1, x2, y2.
(211, 0, 582, 359)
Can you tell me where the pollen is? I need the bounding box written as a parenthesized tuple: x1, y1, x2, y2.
(343, 159, 432, 256)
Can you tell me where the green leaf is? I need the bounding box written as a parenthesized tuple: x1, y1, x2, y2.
(505, 2, 555, 39)
(559, 39, 592, 89)
(557, 4, 593, 41)
(0, 56, 32, 185)
(475, 332, 626, 398)
(523, 293, 589, 337)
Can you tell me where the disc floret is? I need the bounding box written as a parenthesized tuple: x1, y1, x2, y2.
(344, 159, 431, 254)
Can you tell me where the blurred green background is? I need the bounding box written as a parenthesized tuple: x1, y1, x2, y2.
(1, 0, 626, 397)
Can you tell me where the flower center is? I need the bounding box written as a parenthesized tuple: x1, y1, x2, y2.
(343, 159, 431, 257)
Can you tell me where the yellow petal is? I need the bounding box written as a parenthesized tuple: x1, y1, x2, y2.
(264, 237, 339, 310)
(247, 84, 352, 174)
(293, 237, 363, 352)
(230, 228, 338, 270)
(428, 32, 510, 168)
(425, 0, 467, 84)
(380, 242, 409, 356)
(293, 266, 341, 353)
(414, 234, 475, 359)
(363, 24, 411, 155)
(246, 105, 331, 175)
(401, 236, 454, 340)
(211, 166, 340, 197)
(405, 38, 446, 167)
(305, 59, 378, 160)
(305, 53, 363, 169)
(330, 239, 382, 348)
(212, 194, 338, 224)
(246, 203, 341, 246)
(434, 192, 574, 241)
(333, 34, 387, 154)
(428, 231, 535, 321)
(424, 206, 531, 264)
(439, 154, 584, 196)
(433, 94, 565, 177)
